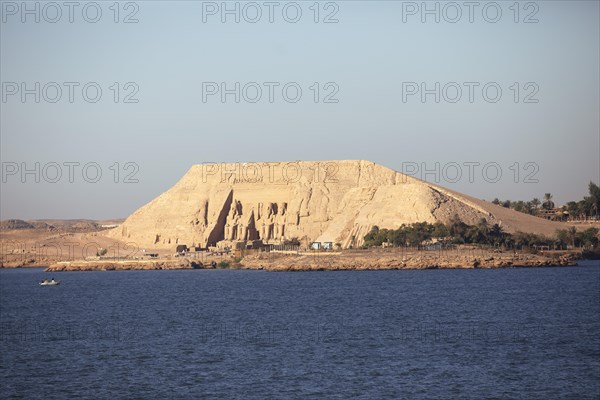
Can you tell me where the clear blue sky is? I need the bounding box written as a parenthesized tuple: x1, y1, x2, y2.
(1, 0, 599, 219)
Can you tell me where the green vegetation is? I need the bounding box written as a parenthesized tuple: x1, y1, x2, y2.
(217, 261, 230, 269)
(492, 197, 541, 215)
(563, 182, 600, 219)
(555, 227, 599, 248)
(363, 216, 599, 250)
(491, 182, 600, 220)
(364, 218, 506, 248)
(365, 221, 449, 247)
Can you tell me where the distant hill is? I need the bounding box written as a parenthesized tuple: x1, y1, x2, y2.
(0, 219, 124, 232)
(0, 219, 35, 230)
(28, 221, 55, 230)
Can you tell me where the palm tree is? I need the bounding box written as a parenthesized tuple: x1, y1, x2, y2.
(588, 182, 600, 218)
(489, 224, 505, 245)
(476, 218, 489, 243)
(542, 193, 555, 210)
(568, 226, 577, 248)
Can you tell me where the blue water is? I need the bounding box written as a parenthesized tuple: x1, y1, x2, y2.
(1, 263, 599, 399)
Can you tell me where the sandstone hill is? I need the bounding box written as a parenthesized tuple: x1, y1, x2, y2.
(105, 160, 566, 249)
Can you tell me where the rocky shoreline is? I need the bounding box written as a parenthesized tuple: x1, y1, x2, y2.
(238, 251, 578, 271)
(34, 250, 579, 272)
(43, 259, 203, 272)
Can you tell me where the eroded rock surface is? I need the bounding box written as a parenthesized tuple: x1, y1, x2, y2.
(105, 160, 565, 249)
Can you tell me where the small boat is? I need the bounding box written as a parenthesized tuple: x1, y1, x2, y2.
(39, 280, 60, 286)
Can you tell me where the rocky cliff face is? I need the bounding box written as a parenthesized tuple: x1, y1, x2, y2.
(105, 160, 563, 249)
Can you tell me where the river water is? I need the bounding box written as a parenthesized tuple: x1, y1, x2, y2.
(1, 263, 599, 399)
